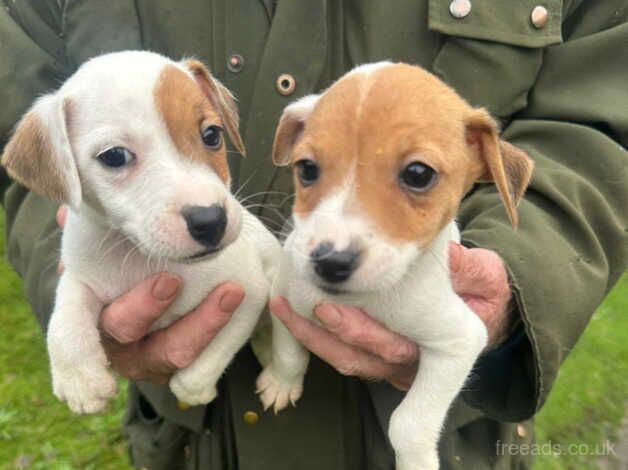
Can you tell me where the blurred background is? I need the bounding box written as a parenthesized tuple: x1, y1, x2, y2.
(1, 210, 626, 469)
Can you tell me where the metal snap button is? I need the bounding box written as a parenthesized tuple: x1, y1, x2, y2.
(531, 6, 548, 29)
(276, 74, 296, 96)
(516, 423, 528, 438)
(243, 410, 259, 425)
(227, 54, 244, 73)
(177, 400, 190, 411)
(449, 0, 471, 19)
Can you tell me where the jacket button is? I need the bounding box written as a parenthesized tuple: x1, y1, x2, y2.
(276, 74, 296, 96)
(516, 423, 528, 438)
(227, 54, 244, 73)
(243, 410, 259, 425)
(531, 6, 548, 29)
(449, 0, 471, 19)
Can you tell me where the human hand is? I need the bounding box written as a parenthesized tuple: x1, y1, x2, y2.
(55, 206, 245, 384)
(448, 242, 513, 347)
(270, 242, 513, 391)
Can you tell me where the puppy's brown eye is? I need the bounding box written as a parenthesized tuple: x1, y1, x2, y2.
(400, 162, 438, 193)
(295, 159, 320, 187)
(202, 125, 223, 149)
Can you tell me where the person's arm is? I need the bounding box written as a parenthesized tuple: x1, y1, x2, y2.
(458, 14, 628, 420)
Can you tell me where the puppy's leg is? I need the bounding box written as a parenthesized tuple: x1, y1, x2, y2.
(256, 313, 310, 413)
(47, 273, 117, 414)
(389, 302, 487, 470)
(169, 297, 263, 405)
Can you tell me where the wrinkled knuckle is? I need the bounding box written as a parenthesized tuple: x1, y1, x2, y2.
(107, 325, 140, 344)
(384, 341, 416, 364)
(164, 347, 195, 370)
(101, 310, 138, 344)
(345, 325, 370, 346)
(121, 364, 144, 381)
(336, 361, 361, 377)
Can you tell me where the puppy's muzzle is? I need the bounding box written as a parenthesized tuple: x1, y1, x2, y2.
(182, 204, 227, 249)
(310, 242, 360, 284)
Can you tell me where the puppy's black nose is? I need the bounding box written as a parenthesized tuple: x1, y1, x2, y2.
(311, 242, 360, 284)
(182, 204, 227, 248)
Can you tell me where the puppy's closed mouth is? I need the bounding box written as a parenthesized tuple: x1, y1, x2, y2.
(182, 246, 222, 262)
(316, 283, 349, 296)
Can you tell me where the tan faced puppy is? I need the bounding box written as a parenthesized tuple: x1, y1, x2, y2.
(1, 51, 280, 414)
(257, 62, 533, 470)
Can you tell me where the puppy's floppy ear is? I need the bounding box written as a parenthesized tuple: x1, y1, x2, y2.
(465, 108, 534, 228)
(183, 59, 246, 157)
(272, 94, 319, 166)
(1, 94, 81, 209)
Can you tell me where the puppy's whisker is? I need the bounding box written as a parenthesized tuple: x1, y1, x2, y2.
(425, 246, 450, 280)
(238, 190, 289, 204)
(233, 173, 255, 199)
(97, 234, 133, 264)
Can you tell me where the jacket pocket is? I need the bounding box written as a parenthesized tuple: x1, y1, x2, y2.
(428, 0, 561, 118)
(123, 386, 191, 470)
(428, 0, 563, 48)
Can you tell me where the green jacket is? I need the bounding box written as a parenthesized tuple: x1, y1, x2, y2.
(1, 1, 627, 469)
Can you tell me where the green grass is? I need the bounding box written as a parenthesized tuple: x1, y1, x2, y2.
(0, 208, 626, 469)
(533, 274, 628, 470)
(0, 212, 130, 470)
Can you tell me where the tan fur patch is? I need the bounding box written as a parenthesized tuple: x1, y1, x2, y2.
(1, 111, 71, 203)
(282, 63, 533, 243)
(183, 60, 246, 157)
(153, 65, 230, 184)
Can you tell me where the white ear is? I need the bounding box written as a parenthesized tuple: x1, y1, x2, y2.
(1, 94, 81, 209)
(272, 94, 320, 166)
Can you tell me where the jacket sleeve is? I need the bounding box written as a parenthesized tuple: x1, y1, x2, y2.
(0, 1, 71, 330)
(459, 10, 628, 422)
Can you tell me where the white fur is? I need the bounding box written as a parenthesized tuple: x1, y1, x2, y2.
(35, 51, 281, 413)
(257, 63, 488, 470)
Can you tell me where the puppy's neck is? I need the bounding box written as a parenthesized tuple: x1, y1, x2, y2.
(405, 220, 459, 286)
(67, 204, 128, 243)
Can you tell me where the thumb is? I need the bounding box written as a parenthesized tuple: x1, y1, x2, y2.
(448, 242, 504, 298)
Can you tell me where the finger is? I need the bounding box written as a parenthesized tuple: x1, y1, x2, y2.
(448, 242, 508, 299)
(100, 273, 181, 343)
(102, 338, 170, 384)
(271, 297, 404, 380)
(56, 206, 68, 229)
(139, 282, 244, 375)
(314, 304, 418, 365)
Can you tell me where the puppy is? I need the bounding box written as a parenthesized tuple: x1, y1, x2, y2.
(1, 51, 280, 414)
(256, 62, 534, 469)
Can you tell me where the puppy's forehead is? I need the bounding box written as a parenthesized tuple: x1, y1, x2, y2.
(308, 63, 467, 142)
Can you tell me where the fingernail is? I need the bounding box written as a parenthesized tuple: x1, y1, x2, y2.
(152, 274, 180, 301)
(315, 304, 342, 328)
(219, 288, 245, 313)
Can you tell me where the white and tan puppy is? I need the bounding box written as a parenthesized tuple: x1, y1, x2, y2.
(257, 62, 534, 469)
(1, 51, 280, 414)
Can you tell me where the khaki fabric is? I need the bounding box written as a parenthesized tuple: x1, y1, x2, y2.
(1, 1, 627, 468)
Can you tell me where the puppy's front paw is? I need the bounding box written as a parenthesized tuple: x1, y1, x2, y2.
(169, 369, 218, 406)
(52, 365, 117, 414)
(395, 450, 439, 470)
(256, 364, 303, 413)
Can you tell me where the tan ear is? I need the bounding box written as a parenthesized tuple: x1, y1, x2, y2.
(183, 59, 246, 157)
(1, 95, 81, 208)
(465, 109, 534, 228)
(272, 94, 319, 166)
